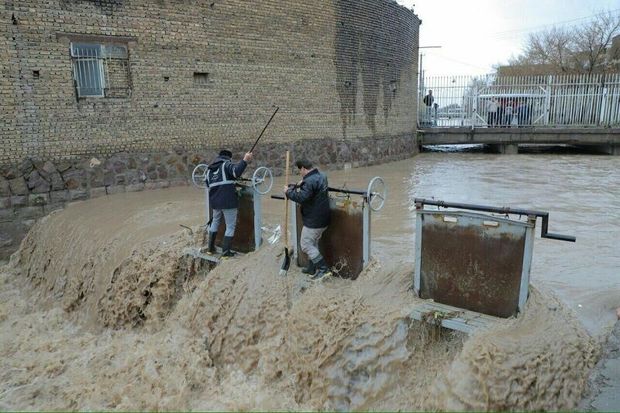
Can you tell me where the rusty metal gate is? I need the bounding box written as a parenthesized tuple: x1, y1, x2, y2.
(188, 165, 274, 260)
(412, 199, 575, 330)
(273, 177, 387, 279)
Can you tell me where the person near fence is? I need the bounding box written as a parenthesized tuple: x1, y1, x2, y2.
(486, 97, 499, 127)
(504, 100, 514, 127)
(517, 99, 531, 127)
(205, 149, 253, 257)
(283, 158, 332, 281)
(423, 90, 434, 126)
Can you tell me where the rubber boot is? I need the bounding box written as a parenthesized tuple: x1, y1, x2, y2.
(302, 260, 316, 276)
(311, 258, 332, 281)
(221, 236, 236, 257)
(207, 231, 217, 254)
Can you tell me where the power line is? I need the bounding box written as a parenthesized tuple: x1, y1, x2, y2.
(490, 7, 620, 40)
(424, 51, 491, 71)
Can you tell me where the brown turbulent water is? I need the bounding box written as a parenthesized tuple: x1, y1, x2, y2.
(1, 152, 617, 411)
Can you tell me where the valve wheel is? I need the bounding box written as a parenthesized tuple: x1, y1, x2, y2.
(191, 164, 209, 188)
(252, 166, 274, 195)
(367, 176, 387, 211)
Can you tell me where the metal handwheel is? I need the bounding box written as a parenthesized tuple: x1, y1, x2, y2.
(252, 166, 274, 195)
(192, 163, 209, 188)
(191, 164, 209, 188)
(367, 176, 387, 211)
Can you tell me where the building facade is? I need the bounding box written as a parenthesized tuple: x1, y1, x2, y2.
(0, 0, 421, 257)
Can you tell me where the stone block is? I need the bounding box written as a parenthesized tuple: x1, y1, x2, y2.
(88, 168, 105, 187)
(0, 233, 13, 248)
(41, 160, 57, 176)
(62, 169, 86, 190)
(10, 195, 28, 207)
(8, 178, 28, 195)
(29, 193, 49, 206)
(69, 190, 88, 201)
(90, 187, 107, 199)
(19, 159, 34, 176)
(0, 197, 10, 209)
(27, 170, 50, 193)
(170, 178, 189, 187)
(56, 161, 73, 173)
(1, 166, 18, 180)
(22, 219, 36, 228)
(126, 183, 145, 192)
(0, 178, 10, 197)
(49, 172, 65, 191)
(106, 185, 126, 195)
(16, 206, 44, 220)
(50, 190, 69, 203)
(0, 209, 15, 222)
(103, 171, 115, 186)
(45, 203, 65, 214)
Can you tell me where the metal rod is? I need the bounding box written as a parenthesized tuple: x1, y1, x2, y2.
(327, 187, 367, 196)
(414, 198, 576, 242)
(249, 106, 279, 153)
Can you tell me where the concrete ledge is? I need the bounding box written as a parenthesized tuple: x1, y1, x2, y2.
(420, 127, 620, 146)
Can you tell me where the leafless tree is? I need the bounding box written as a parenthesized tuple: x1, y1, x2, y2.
(574, 10, 620, 73)
(504, 9, 620, 74)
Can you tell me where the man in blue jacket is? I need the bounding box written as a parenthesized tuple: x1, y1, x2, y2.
(206, 149, 253, 257)
(284, 158, 332, 280)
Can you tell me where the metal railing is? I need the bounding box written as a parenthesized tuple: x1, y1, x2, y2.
(418, 73, 620, 128)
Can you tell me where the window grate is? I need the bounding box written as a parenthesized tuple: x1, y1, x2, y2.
(71, 42, 131, 98)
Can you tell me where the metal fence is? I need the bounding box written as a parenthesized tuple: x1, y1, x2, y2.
(418, 73, 620, 128)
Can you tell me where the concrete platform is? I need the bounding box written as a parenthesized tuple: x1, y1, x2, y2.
(410, 300, 501, 334)
(183, 246, 246, 264)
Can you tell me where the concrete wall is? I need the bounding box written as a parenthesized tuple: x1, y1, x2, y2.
(0, 0, 421, 257)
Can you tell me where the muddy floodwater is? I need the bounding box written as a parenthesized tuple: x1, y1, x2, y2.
(0, 151, 617, 411)
(323, 152, 620, 336)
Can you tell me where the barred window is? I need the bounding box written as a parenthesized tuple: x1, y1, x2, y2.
(71, 42, 131, 98)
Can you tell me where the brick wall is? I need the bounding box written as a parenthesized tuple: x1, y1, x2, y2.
(0, 0, 420, 257)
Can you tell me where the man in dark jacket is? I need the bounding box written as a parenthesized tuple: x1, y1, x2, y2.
(284, 158, 332, 280)
(205, 149, 253, 257)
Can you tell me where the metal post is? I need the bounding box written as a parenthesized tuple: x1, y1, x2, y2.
(413, 211, 423, 296)
(518, 215, 537, 313)
(253, 189, 262, 250)
(544, 75, 552, 125)
(600, 86, 608, 127)
(204, 187, 210, 228)
(289, 201, 298, 260)
(362, 201, 371, 267)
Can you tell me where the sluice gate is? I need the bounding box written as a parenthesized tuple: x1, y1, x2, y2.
(411, 198, 575, 333)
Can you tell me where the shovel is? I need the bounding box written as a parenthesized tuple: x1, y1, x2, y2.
(279, 150, 291, 276)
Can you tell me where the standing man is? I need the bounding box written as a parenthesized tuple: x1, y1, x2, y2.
(284, 158, 332, 281)
(205, 149, 253, 257)
(487, 97, 499, 127)
(423, 89, 434, 126)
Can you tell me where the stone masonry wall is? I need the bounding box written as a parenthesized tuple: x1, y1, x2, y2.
(0, 0, 420, 257)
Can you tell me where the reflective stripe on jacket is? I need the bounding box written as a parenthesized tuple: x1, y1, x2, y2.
(206, 155, 247, 210)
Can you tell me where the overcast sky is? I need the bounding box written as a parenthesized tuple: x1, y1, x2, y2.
(394, 0, 620, 76)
